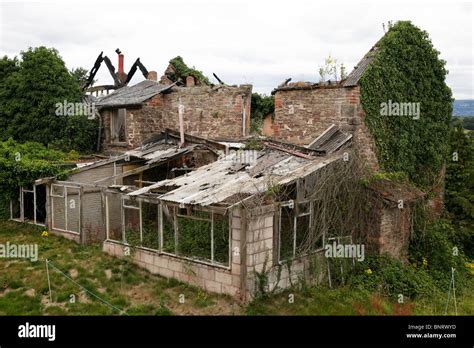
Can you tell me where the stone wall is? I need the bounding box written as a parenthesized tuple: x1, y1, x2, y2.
(372, 205, 412, 261)
(102, 84, 252, 150)
(160, 85, 252, 141)
(272, 85, 379, 170)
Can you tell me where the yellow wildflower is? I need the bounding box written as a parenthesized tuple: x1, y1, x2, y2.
(41, 231, 49, 237)
(365, 268, 373, 275)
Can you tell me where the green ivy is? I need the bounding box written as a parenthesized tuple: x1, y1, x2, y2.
(0, 139, 71, 217)
(359, 21, 452, 188)
(168, 56, 210, 85)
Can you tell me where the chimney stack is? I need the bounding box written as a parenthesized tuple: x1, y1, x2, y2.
(147, 71, 158, 81)
(118, 53, 124, 74)
(115, 48, 127, 83)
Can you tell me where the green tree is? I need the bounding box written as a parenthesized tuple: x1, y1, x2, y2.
(70, 67, 90, 87)
(0, 47, 87, 147)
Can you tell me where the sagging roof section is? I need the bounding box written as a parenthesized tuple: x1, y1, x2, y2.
(96, 80, 176, 108)
(307, 124, 352, 154)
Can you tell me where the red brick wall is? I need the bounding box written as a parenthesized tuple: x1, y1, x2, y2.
(272, 85, 379, 170)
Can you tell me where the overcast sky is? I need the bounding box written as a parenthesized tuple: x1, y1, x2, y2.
(1, 0, 472, 98)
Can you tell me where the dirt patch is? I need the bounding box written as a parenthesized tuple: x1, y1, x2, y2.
(0, 288, 13, 298)
(69, 269, 78, 279)
(24, 288, 36, 297)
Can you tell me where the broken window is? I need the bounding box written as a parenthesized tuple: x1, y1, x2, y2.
(176, 208, 212, 261)
(105, 194, 230, 267)
(162, 204, 176, 253)
(10, 188, 21, 220)
(111, 108, 127, 143)
(141, 202, 160, 250)
(278, 201, 315, 262)
(106, 192, 123, 242)
(213, 212, 230, 265)
(22, 188, 35, 222)
(35, 185, 47, 224)
(123, 198, 140, 245)
(10, 185, 47, 225)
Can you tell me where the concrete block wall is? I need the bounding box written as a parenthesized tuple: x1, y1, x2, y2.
(244, 205, 275, 299)
(244, 205, 327, 300)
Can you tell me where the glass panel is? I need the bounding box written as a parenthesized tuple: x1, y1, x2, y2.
(52, 196, 65, 230)
(66, 187, 80, 233)
(107, 192, 123, 242)
(51, 184, 64, 197)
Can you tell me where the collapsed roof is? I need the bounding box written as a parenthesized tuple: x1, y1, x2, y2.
(123, 125, 352, 208)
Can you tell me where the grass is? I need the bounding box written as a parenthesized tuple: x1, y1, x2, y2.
(0, 221, 240, 315)
(0, 220, 472, 316)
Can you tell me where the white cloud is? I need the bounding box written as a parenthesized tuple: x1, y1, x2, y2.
(0, 0, 472, 98)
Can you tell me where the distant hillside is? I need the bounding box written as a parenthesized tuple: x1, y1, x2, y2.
(453, 100, 474, 117)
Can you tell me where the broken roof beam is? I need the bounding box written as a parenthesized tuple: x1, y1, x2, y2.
(163, 128, 228, 152)
(262, 140, 324, 158)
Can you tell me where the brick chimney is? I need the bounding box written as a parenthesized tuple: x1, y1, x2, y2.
(186, 75, 195, 87)
(116, 48, 127, 83)
(118, 53, 124, 75)
(147, 71, 158, 81)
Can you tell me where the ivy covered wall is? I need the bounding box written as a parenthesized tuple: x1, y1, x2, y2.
(359, 21, 452, 188)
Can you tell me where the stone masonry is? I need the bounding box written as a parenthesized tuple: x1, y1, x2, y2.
(272, 85, 379, 170)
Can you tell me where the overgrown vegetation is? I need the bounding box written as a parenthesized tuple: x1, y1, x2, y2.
(359, 21, 453, 188)
(445, 120, 474, 258)
(250, 93, 274, 134)
(167, 56, 210, 85)
(0, 139, 73, 218)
